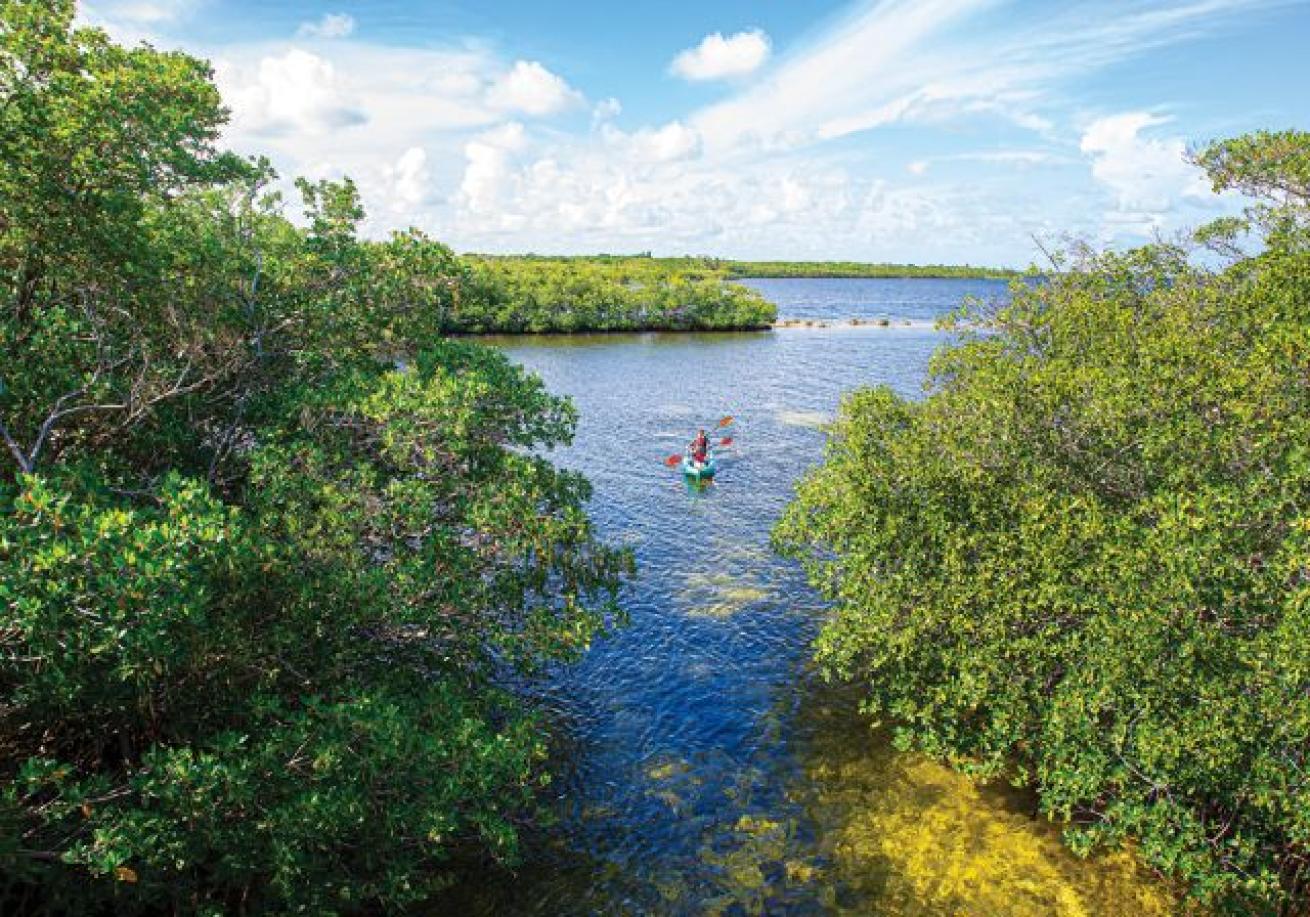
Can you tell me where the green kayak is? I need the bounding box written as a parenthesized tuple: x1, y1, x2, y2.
(682, 454, 717, 479)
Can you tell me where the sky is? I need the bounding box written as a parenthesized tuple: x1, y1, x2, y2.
(78, 0, 1309, 267)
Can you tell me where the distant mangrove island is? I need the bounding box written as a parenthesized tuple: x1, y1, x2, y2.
(454, 254, 1016, 335)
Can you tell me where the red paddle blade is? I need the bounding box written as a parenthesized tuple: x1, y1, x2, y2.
(664, 454, 683, 467)
(719, 437, 734, 447)
(717, 415, 734, 428)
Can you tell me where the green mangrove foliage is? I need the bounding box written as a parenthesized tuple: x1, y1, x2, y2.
(459, 256, 777, 333)
(474, 253, 1017, 282)
(450, 252, 1017, 335)
(720, 260, 1018, 280)
(776, 129, 1310, 914)
(0, 3, 630, 912)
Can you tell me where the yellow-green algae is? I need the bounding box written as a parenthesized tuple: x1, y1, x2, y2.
(433, 684, 1181, 915)
(680, 570, 774, 618)
(776, 408, 833, 429)
(700, 811, 796, 914)
(691, 687, 1180, 915)
(793, 693, 1179, 916)
(645, 756, 692, 782)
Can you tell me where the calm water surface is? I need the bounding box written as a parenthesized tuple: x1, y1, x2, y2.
(737, 276, 1011, 324)
(442, 279, 1170, 915)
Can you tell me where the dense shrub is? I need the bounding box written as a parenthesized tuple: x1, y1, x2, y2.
(0, 3, 630, 911)
(776, 131, 1310, 912)
(459, 256, 777, 333)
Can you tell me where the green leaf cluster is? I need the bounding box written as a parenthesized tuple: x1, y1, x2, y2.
(1, 3, 631, 911)
(776, 131, 1310, 911)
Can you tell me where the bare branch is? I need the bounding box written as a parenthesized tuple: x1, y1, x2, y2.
(0, 417, 33, 475)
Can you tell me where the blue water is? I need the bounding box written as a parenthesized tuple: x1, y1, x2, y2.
(437, 278, 1157, 914)
(737, 276, 1012, 324)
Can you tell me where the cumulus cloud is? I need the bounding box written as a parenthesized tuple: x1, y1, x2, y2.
(1080, 112, 1209, 231)
(457, 123, 529, 216)
(604, 121, 702, 162)
(297, 13, 356, 40)
(124, 0, 1273, 262)
(670, 29, 771, 81)
(486, 61, 583, 116)
(385, 147, 432, 208)
(221, 49, 367, 137)
(438, 147, 1017, 263)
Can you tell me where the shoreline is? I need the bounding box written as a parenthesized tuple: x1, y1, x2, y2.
(449, 324, 774, 338)
(457, 317, 937, 338)
(772, 317, 931, 329)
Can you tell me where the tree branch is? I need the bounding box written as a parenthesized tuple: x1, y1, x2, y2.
(0, 417, 33, 475)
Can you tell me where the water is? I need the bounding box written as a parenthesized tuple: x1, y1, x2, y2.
(736, 276, 1012, 325)
(440, 279, 1171, 914)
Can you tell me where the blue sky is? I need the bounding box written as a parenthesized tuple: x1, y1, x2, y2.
(80, 0, 1309, 266)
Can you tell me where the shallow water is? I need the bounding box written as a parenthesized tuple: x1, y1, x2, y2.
(440, 278, 1171, 914)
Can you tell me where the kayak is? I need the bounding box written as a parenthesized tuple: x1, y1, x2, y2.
(682, 454, 717, 479)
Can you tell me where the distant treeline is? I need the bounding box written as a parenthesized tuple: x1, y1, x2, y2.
(456, 255, 777, 333)
(722, 260, 1019, 280)
(472, 253, 1019, 281)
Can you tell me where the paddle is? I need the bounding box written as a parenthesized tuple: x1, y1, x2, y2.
(661, 418, 733, 466)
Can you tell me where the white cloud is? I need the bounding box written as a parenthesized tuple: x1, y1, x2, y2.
(966, 150, 1054, 165)
(111, 0, 1275, 262)
(220, 49, 367, 137)
(77, 0, 199, 43)
(604, 121, 703, 162)
(670, 29, 772, 81)
(910, 149, 1060, 175)
(97, 0, 195, 24)
(486, 61, 583, 116)
(692, 0, 1276, 156)
(457, 123, 529, 215)
(297, 13, 356, 40)
(592, 97, 623, 124)
(211, 43, 533, 175)
(386, 147, 432, 209)
(1080, 112, 1209, 232)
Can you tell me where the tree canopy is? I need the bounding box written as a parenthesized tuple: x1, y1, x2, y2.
(1, 3, 631, 911)
(776, 129, 1310, 912)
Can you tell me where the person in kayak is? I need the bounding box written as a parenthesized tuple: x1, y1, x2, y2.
(689, 429, 710, 465)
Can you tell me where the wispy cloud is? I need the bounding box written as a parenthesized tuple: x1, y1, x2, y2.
(692, 0, 1283, 155)
(78, 0, 1294, 261)
(908, 149, 1066, 174)
(297, 13, 356, 40)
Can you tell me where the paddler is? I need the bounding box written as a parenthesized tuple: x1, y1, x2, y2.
(689, 429, 710, 465)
